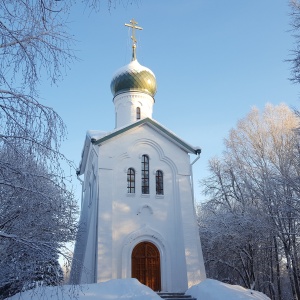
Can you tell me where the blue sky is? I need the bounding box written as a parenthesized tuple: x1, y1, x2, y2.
(39, 0, 300, 202)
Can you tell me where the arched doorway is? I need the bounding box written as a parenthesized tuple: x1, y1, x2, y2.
(131, 241, 161, 291)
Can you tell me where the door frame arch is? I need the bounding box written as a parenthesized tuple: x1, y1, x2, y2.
(121, 226, 171, 292)
(131, 241, 161, 291)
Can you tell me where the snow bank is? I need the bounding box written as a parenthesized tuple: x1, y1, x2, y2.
(186, 279, 271, 300)
(7, 278, 271, 300)
(7, 278, 161, 300)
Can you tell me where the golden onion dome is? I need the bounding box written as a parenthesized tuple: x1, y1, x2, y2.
(110, 59, 157, 98)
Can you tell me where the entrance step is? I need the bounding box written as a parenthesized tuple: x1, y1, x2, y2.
(157, 292, 197, 300)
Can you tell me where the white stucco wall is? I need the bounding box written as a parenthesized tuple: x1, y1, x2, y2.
(71, 147, 99, 284)
(82, 124, 206, 292)
(113, 92, 154, 128)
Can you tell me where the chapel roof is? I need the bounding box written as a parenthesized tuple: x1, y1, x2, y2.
(110, 59, 157, 98)
(91, 118, 201, 154)
(77, 118, 201, 176)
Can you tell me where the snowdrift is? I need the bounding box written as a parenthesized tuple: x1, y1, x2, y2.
(187, 279, 271, 300)
(7, 278, 161, 300)
(7, 278, 271, 300)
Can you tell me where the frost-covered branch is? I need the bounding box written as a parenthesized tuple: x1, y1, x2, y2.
(199, 104, 300, 299)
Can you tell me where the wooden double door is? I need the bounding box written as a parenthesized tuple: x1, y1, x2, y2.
(131, 241, 161, 291)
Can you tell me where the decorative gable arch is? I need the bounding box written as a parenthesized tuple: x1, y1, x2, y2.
(131, 138, 178, 176)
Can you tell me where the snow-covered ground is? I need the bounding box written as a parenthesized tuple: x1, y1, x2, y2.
(7, 279, 160, 300)
(187, 279, 270, 300)
(7, 278, 270, 300)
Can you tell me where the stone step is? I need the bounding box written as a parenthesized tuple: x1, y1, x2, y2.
(157, 292, 196, 300)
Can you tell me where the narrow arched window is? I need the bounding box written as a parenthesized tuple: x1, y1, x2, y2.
(127, 168, 135, 193)
(156, 170, 164, 195)
(136, 107, 141, 120)
(141, 155, 149, 194)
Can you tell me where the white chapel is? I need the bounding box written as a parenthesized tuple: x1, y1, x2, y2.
(70, 19, 206, 292)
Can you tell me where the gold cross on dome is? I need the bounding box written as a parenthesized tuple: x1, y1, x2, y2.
(125, 19, 143, 46)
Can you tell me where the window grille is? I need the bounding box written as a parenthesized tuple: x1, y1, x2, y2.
(156, 170, 163, 195)
(136, 107, 141, 120)
(141, 155, 149, 194)
(127, 168, 135, 193)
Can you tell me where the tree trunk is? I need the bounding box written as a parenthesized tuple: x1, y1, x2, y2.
(274, 236, 282, 300)
(284, 246, 298, 300)
(291, 230, 300, 300)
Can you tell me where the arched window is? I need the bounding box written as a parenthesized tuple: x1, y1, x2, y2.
(127, 168, 135, 193)
(156, 170, 163, 195)
(136, 107, 141, 120)
(141, 155, 149, 194)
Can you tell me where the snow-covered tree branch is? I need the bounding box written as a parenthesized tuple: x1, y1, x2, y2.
(0, 147, 79, 297)
(199, 104, 300, 300)
(0, 0, 124, 298)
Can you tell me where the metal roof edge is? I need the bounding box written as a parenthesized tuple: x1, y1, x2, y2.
(77, 134, 92, 176)
(92, 118, 201, 154)
(92, 119, 146, 145)
(145, 118, 200, 154)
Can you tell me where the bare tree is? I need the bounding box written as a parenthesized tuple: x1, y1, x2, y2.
(0, 2, 77, 295)
(0, 146, 79, 298)
(0, 0, 120, 296)
(199, 104, 300, 300)
(289, 0, 300, 84)
(0, 0, 75, 188)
